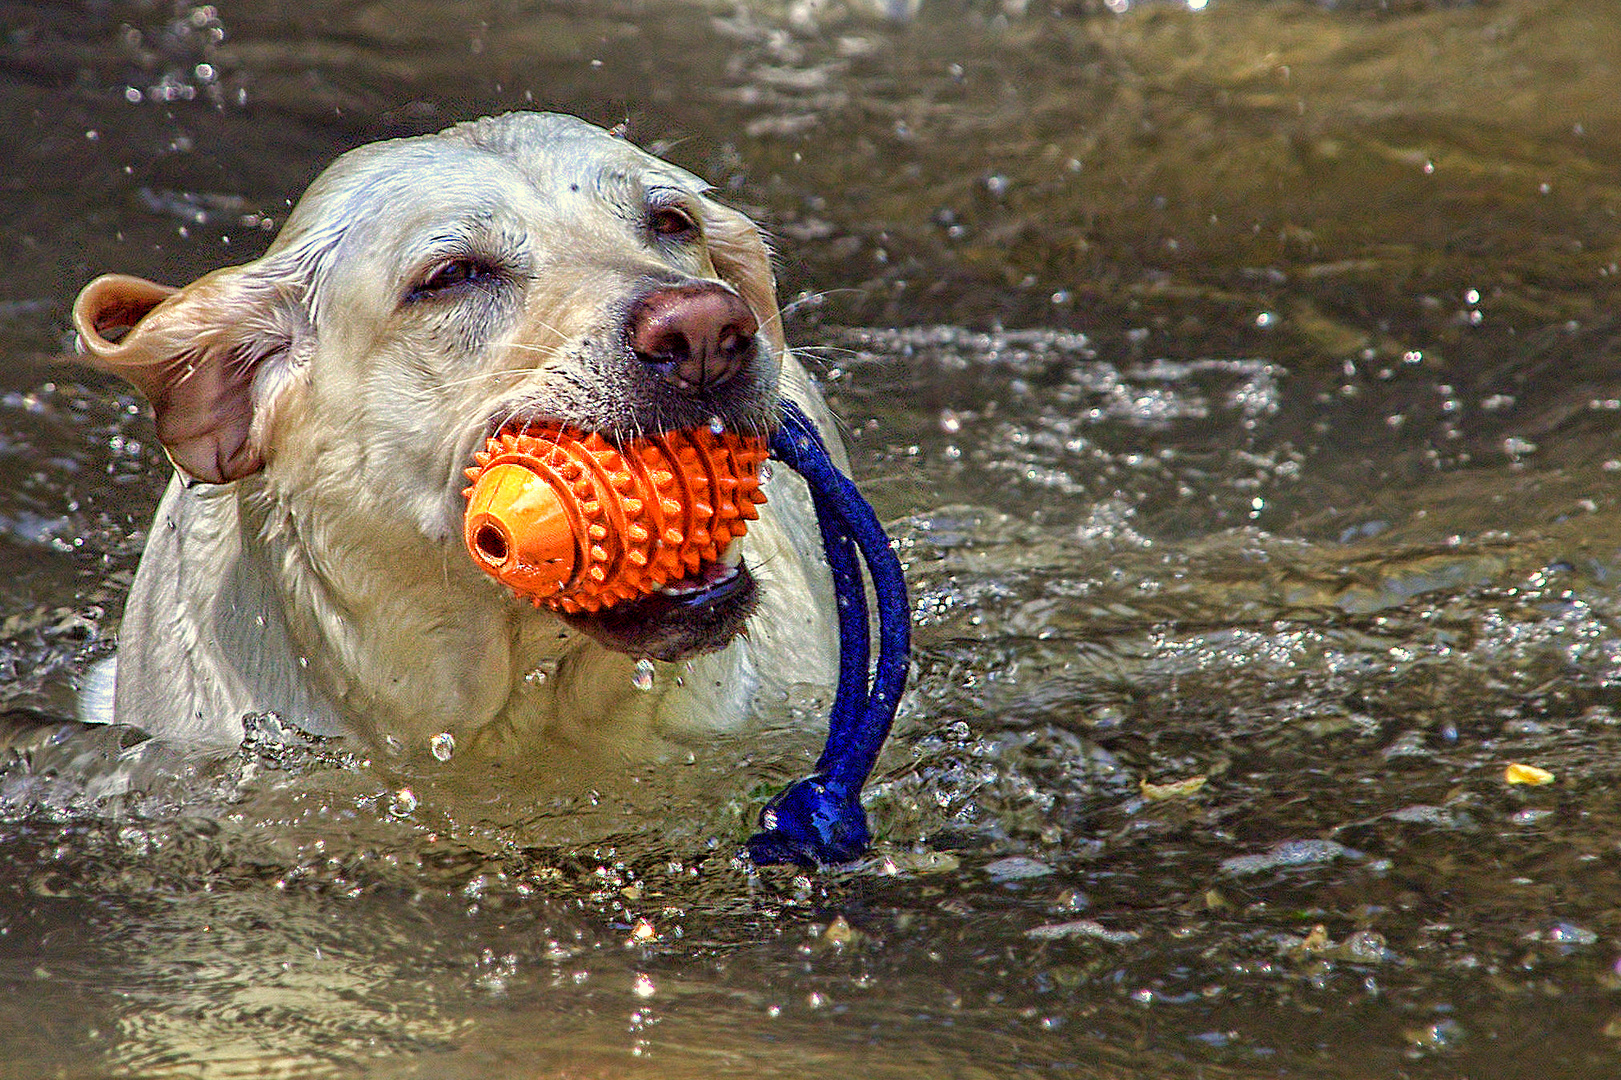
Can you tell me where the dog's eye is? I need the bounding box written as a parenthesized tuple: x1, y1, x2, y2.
(408, 258, 500, 301)
(649, 206, 699, 240)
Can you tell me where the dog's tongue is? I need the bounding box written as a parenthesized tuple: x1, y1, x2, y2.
(462, 424, 768, 612)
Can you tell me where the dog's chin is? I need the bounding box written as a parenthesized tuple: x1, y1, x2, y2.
(561, 561, 759, 663)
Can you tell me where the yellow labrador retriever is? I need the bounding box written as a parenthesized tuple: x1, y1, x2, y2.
(71, 112, 840, 760)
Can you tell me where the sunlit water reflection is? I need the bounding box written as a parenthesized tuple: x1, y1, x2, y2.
(5, 0, 1621, 1077)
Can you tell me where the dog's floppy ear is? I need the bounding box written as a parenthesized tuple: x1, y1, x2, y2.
(702, 201, 786, 355)
(72, 268, 307, 484)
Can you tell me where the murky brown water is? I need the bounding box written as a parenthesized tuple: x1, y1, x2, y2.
(5, 0, 1621, 1076)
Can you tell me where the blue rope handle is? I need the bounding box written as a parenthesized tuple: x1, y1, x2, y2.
(747, 400, 910, 865)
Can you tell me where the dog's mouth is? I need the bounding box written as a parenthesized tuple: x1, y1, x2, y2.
(560, 539, 759, 662)
(465, 413, 768, 662)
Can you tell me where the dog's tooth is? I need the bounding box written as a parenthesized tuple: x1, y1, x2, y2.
(720, 539, 744, 568)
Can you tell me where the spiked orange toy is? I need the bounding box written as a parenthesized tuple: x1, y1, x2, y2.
(462, 424, 770, 612)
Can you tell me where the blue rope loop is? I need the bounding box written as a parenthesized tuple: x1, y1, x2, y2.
(748, 400, 910, 866)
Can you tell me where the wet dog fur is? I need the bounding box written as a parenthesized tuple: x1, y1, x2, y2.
(71, 113, 840, 759)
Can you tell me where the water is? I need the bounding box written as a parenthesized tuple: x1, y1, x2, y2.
(5, 0, 1621, 1076)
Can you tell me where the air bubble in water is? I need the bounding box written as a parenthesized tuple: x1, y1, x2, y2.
(390, 787, 417, 817)
(632, 658, 656, 691)
(430, 732, 455, 761)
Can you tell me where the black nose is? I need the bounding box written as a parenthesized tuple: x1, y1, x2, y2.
(628, 283, 758, 392)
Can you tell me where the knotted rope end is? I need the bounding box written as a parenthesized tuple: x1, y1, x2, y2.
(746, 400, 910, 867)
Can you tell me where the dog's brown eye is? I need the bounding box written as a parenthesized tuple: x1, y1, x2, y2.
(409, 258, 499, 301)
(649, 206, 698, 239)
(427, 261, 475, 288)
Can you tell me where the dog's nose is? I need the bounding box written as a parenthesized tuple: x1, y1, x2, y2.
(628, 284, 757, 392)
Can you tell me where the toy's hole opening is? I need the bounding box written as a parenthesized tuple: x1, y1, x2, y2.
(474, 524, 509, 564)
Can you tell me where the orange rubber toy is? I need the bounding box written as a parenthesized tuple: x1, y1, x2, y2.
(462, 424, 770, 612)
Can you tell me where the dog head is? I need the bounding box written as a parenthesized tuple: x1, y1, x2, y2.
(73, 113, 791, 663)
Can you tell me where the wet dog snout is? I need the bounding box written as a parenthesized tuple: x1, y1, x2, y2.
(628, 284, 757, 392)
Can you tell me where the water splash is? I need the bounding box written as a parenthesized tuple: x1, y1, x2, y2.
(429, 732, 455, 762)
(631, 658, 656, 691)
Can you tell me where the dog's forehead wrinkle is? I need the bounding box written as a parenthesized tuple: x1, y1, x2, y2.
(456, 111, 706, 190)
(275, 153, 543, 311)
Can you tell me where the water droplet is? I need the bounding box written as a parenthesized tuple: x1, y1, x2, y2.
(632, 658, 656, 691)
(430, 732, 455, 761)
(633, 973, 657, 999)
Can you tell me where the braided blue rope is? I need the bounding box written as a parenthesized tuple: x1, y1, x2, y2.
(747, 400, 910, 865)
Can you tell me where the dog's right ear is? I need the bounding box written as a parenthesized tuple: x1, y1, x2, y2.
(72, 268, 307, 485)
